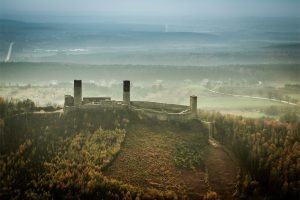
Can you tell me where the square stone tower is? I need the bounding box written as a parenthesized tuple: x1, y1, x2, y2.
(74, 80, 82, 107)
(123, 80, 130, 104)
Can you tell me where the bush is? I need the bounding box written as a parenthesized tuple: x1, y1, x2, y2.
(204, 190, 219, 200)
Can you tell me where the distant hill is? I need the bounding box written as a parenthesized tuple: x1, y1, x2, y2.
(1, 62, 299, 83)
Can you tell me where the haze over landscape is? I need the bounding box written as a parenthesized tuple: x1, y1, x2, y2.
(0, 1, 299, 108)
(0, 1, 300, 200)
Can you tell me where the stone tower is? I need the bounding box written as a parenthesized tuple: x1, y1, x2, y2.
(74, 80, 82, 107)
(123, 80, 130, 104)
(190, 95, 197, 116)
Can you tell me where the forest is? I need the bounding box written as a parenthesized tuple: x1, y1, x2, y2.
(201, 111, 300, 199)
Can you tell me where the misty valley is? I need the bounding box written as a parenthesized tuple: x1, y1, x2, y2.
(0, 16, 300, 200)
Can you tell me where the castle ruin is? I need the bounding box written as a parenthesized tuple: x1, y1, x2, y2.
(64, 80, 198, 121)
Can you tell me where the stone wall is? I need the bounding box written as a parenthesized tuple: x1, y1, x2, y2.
(64, 95, 74, 107)
(132, 107, 192, 121)
(131, 101, 189, 113)
(65, 79, 197, 122)
(65, 100, 194, 122)
(83, 97, 111, 104)
(130, 101, 193, 121)
(64, 101, 126, 114)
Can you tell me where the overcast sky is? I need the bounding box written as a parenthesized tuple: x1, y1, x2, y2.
(1, 0, 299, 22)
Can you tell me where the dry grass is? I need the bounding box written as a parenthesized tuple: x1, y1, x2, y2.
(104, 119, 239, 199)
(204, 139, 239, 200)
(104, 120, 209, 199)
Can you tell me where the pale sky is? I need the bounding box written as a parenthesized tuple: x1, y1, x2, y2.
(0, 0, 299, 22)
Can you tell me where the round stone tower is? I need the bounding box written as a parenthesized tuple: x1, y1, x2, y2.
(74, 80, 82, 107)
(190, 95, 197, 116)
(123, 80, 130, 104)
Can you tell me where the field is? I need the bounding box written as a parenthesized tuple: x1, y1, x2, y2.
(199, 84, 300, 118)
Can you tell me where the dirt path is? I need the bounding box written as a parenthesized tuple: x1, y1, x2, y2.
(104, 121, 239, 199)
(204, 138, 239, 200)
(103, 122, 208, 199)
(104, 123, 184, 191)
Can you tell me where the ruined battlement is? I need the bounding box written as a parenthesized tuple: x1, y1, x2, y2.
(64, 80, 198, 121)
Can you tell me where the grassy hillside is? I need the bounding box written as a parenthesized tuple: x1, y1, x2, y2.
(0, 102, 214, 199)
(104, 119, 210, 199)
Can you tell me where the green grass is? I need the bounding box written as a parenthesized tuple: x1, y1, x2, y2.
(173, 140, 207, 170)
(197, 84, 300, 116)
(199, 95, 282, 110)
(197, 94, 294, 119)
